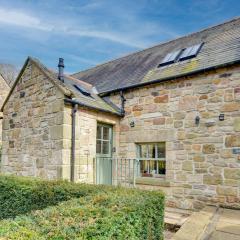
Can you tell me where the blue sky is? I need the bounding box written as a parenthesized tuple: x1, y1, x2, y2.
(0, 0, 239, 74)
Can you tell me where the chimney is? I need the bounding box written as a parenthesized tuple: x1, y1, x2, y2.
(58, 58, 64, 82)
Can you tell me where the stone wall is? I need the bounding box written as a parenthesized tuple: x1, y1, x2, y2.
(1, 62, 65, 179)
(109, 65, 240, 210)
(62, 105, 120, 183)
(0, 74, 10, 145)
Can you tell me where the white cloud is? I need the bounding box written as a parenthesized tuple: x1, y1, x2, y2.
(0, 7, 178, 49)
(66, 54, 98, 66)
(67, 29, 147, 48)
(0, 8, 51, 31)
(0, 7, 148, 48)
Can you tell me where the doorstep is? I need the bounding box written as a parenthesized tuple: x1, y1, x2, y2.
(165, 207, 191, 227)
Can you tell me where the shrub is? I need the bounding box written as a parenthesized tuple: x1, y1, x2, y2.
(0, 174, 103, 219)
(0, 145, 2, 164)
(0, 188, 165, 240)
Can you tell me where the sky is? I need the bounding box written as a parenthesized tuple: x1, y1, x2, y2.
(0, 0, 239, 74)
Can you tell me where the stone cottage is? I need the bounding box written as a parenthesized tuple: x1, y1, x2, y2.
(0, 74, 10, 145)
(1, 17, 240, 210)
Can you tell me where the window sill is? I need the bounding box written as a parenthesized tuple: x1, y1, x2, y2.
(135, 177, 170, 187)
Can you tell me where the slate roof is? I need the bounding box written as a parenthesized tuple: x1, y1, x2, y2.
(72, 17, 240, 95)
(31, 58, 122, 115)
(1, 57, 122, 115)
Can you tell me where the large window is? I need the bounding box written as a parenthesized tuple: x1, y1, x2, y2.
(137, 143, 166, 177)
(96, 124, 112, 156)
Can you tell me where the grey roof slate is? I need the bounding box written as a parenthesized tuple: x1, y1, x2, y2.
(72, 17, 240, 95)
(32, 58, 122, 115)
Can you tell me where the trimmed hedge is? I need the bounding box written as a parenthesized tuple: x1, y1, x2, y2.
(0, 175, 165, 239)
(0, 174, 102, 219)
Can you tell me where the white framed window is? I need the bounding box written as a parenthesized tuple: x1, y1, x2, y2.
(136, 143, 166, 177)
(96, 124, 112, 156)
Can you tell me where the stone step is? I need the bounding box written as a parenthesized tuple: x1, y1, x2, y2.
(165, 208, 190, 227)
(171, 206, 217, 240)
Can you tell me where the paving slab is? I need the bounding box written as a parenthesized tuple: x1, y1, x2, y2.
(218, 208, 240, 225)
(170, 207, 240, 240)
(209, 231, 240, 240)
(171, 206, 217, 240)
(216, 221, 240, 235)
(214, 208, 240, 237)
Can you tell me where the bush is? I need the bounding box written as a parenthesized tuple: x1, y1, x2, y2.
(0, 174, 103, 219)
(0, 145, 2, 164)
(0, 188, 165, 240)
(0, 175, 165, 239)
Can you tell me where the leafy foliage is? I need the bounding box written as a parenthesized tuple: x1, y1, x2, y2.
(0, 175, 165, 239)
(0, 174, 102, 219)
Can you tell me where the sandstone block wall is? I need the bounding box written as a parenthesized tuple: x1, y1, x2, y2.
(62, 106, 120, 183)
(109, 65, 240, 210)
(1, 62, 65, 179)
(0, 74, 10, 145)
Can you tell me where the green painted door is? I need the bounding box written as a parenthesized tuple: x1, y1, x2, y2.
(96, 123, 113, 185)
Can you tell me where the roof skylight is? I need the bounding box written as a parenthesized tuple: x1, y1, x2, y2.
(179, 43, 204, 61)
(158, 43, 204, 68)
(158, 49, 183, 67)
(73, 84, 92, 98)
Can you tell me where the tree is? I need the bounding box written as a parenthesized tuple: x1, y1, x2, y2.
(0, 63, 19, 87)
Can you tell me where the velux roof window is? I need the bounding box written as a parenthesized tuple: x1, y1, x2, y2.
(179, 43, 204, 61)
(158, 42, 204, 67)
(73, 84, 93, 98)
(158, 49, 183, 67)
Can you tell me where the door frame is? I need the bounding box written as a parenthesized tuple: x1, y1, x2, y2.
(96, 122, 113, 185)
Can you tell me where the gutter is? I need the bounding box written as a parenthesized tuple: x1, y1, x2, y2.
(98, 60, 240, 96)
(64, 98, 123, 116)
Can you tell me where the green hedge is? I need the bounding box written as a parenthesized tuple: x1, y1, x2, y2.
(0, 175, 165, 239)
(0, 188, 164, 239)
(0, 174, 102, 219)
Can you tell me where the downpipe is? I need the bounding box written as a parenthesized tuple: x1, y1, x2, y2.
(70, 103, 78, 182)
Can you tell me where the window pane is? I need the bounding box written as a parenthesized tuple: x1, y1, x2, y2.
(158, 161, 166, 174)
(139, 145, 148, 158)
(96, 140, 101, 154)
(103, 127, 110, 140)
(149, 160, 157, 174)
(97, 126, 101, 139)
(102, 141, 110, 154)
(148, 144, 156, 158)
(140, 160, 150, 177)
(157, 143, 165, 158)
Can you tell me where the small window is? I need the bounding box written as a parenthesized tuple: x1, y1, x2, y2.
(137, 143, 166, 177)
(158, 49, 183, 67)
(73, 84, 92, 98)
(179, 43, 203, 61)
